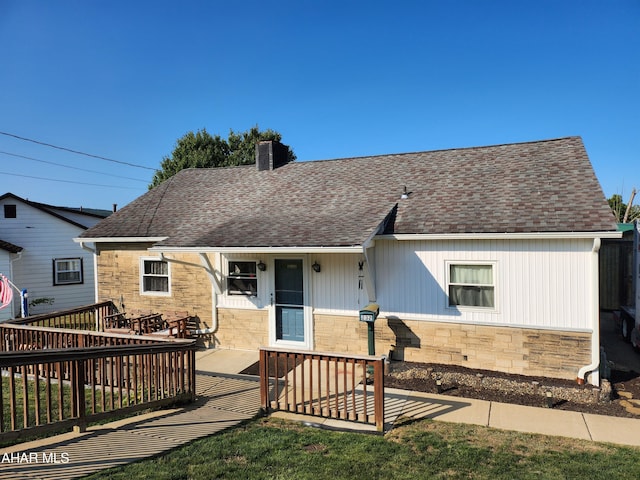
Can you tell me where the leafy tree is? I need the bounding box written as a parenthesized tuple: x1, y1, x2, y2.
(608, 192, 640, 223)
(149, 126, 295, 188)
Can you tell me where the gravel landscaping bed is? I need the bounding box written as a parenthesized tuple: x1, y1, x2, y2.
(385, 360, 640, 418)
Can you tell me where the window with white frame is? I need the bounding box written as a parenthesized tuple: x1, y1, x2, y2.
(227, 261, 257, 296)
(447, 263, 495, 308)
(140, 258, 170, 295)
(53, 258, 83, 285)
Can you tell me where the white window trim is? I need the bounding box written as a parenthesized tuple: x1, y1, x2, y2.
(225, 260, 259, 297)
(53, 258, 83, 285)
(139, 256, 171, 297)
(445, 260, 498, 312)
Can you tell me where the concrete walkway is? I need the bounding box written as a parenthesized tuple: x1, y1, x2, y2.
(3, 349, 640, 479)
(276, 386, 640, 446)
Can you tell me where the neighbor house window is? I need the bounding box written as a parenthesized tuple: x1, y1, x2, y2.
(227, 261, 257, 296)
(447, 263, 495, 308)
(4, 205, 16, 218)
(140, 258, 170, 295)
(53, 258, 83, 285)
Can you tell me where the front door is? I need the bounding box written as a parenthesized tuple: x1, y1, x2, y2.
(275, 259, 305, 342)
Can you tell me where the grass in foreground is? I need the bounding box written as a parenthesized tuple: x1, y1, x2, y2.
(84, 416, 640, 480)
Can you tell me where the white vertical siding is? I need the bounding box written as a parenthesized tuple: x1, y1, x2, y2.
(217, 252, 367, 315)
(311, 253, 366, 313)
(213, 238, 595, 332)
(374, 238, 594, 330)
(0, 198, 96, 315)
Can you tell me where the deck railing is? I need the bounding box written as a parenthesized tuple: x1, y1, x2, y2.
(8, 301, 116, 331)
(0, 322, 175, 353)
(0, 321, 196, 443)
(259, 348, 385, 431)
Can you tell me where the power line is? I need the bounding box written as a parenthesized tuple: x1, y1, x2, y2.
(0, 171, 142, 189)
(0, 131, 157, 171)
(0, 150, 149, 183)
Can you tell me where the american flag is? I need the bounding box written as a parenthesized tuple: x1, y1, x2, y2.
(0, 274, 13, 310)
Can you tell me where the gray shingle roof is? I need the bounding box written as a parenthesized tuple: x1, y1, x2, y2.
(0, 239, 22, 253)
(80, 137, 617, 247)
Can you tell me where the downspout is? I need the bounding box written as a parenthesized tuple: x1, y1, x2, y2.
(362, 242, 376, 302)
(8, 251, 23, 318)
(158, 252, 220, 335)
(198, 252, 220, 335)
(360, 203, 396, 303)
(577, 238, 601, 386)
(78, 241, 96, 255)
(78, 242, 99, 304)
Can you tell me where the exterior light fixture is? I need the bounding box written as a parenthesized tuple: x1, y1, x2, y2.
(312, 261, 321, 273)
(257, 261, 267, 271)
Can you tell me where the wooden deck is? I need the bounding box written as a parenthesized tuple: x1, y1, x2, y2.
(0, 303, 197, 443)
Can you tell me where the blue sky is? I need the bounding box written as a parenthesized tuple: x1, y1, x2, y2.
(1, 1, 638, 211)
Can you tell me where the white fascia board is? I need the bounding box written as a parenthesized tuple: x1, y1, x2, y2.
(73, 237, 168, 243)
(377, 231, 623, 241)
(148, 245, 363, 254)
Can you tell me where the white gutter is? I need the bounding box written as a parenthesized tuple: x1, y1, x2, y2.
(74, 237, 167, 244)
(577, 237, 602, 386)
(380, 231, 622, 241)
(150, 245, 363, 254)
(77, 241, 96, 254)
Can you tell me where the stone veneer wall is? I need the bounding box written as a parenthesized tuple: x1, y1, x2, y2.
(96, 243, 214, 329)
(215, 308, 269, 350)
(313, 314, 592, 381)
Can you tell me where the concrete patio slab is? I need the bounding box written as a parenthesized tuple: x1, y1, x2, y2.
(270, 411, 379, 433)
(196, 348, 258, 375)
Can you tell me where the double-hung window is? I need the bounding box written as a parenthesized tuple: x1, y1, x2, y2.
(140, 258, 170, 295)
(227, 261, 257, 296)
(53, 258, 83, 285)
(447, 263, 495, 308)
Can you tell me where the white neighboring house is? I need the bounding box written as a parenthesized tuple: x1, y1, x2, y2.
(0, 193, 111, 321)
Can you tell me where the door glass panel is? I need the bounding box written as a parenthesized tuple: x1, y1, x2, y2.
(275, 260, 303, 305)
(275, 259, 304, 342)
(276, 306, 305, 341)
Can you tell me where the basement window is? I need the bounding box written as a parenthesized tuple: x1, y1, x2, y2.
(140, 257, 170, 295)
(227, 261, 257, 296)
(53, 258, 83, 285)
(447, 263, 495, 309)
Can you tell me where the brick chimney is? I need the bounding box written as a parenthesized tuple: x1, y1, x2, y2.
(256, 140, 289, 171)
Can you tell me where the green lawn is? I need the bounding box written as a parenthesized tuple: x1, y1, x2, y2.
(84, 417, 640, 480)
(1, 376, 128, 428)
(1, 376, 137, 447)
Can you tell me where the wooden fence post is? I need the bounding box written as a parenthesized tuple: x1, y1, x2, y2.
(74, 359, 87, 433)
(374, 358, 385, 432)
(259, 348, 269, 414)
